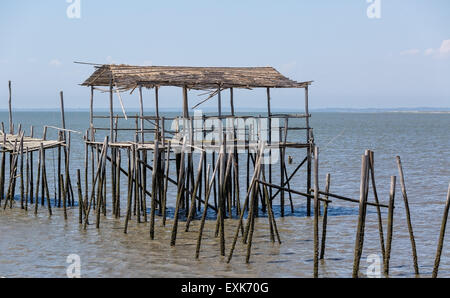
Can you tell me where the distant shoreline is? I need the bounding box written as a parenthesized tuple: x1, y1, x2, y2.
(0, 108, 449, 114)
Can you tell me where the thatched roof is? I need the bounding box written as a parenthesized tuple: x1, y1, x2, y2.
(81, 64, 312, 90)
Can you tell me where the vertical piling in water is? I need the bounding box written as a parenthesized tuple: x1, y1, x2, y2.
(149, 139, 159, 240)
(352, 153, 369, 278)
(186, 150, 205, 232)
(25, 147, 29, 211)
(384, 176, 396, 276)
(432, 183, 450, 278)
(320, 173, 331, 260)
(34, 143, 42, 215)
(8, 81, 13, 134)
(196, 164, 212, 259)
(162, 142, 171, 226)
(77, 169, 83, 224)
(313, 146, 319, 278)
(0, 124, 5, 203)
(115, 149, 121, 218)
(227, 144, 264, 263)
(170, 141, 186, 246)
(124, 146, 134, 234)
(396, 156, 419, 276)
(19, 135, 24, 209)
(29, 127, 34, 204)
(40, 143, 52, 216)
(368, 151, 386, 264)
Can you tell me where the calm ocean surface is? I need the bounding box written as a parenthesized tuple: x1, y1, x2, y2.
(0, 111, 449, 278)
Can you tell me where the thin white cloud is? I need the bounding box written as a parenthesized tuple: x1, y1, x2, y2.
(437, 39, 450, 57)
(424, 48, 434, 56)
(400, 49, 420, 56)
(50, 59, 62, 67)
(418, 39, 450, 58)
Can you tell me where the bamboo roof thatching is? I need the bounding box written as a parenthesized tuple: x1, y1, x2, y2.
(81, 64, 312, 90)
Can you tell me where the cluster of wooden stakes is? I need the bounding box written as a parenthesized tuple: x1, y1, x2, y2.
(2, 82, 450, 278)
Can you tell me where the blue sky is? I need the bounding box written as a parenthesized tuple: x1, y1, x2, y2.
(0, 0, 449, 110)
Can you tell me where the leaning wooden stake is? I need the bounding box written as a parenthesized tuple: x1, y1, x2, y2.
(186, 150, 206, 232)
(170, 140, 186, 246)
(227, 144, 264, 263)
(384, 176, 396, 276)
(149, 139, 159, 240)
(162, 142, 171, 226)
(40, 143, 52, 216)
(352, 154, 369, 278)
(320, 173, 331, 260)
(368, 151, 386, 264)
(396, 156, 419, 275)
(83, 137, 108, 230)
(432, 182, 450, 278)
(196, 157, 222, 258)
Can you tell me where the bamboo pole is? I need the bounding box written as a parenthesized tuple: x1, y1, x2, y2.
(396, 156, 419, 275)
(432, 183, 450, 278)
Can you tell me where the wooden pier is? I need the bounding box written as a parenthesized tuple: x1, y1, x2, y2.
(2, 65, 447, 277)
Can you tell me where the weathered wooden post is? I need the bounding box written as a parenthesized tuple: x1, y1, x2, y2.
(8, 81, 13, 134)
(384, 176, 396, 276)
(352, 153, 369, 278)
(320, 173, 331, 260)
(396, 156, 419, 275)
(313, 146, 319, 278)
(432, 183, 450, 278)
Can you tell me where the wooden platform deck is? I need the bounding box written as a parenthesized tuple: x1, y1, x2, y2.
(0, 133, 65, 153)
